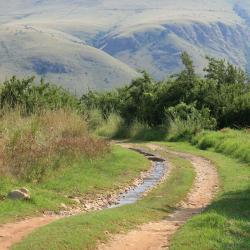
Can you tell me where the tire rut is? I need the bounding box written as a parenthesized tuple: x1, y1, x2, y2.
(98, 144, 219, 250)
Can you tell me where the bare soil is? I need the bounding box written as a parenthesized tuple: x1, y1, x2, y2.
(0, 144, 161, 250)
(99, 144, 219, 250)
(0, 143, 219, 250)
(0, 216, 59, 250)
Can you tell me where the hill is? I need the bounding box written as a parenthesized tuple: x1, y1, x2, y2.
(1, 0, 250, 90)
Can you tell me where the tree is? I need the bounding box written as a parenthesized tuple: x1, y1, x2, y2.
(204, 57, 247, 85)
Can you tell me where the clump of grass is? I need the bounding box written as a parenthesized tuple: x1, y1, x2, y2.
(125, 121, 167, 141)
(95, 113, 124, 138)
(167, 118, 199, 141)
(0, 109, 110, 181)
(192, 129, 250, 163)
(91, 111, 168, 141)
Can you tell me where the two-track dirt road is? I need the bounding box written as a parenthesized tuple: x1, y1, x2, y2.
(99, 144, 219, 250)
(0, 143, 219, 250)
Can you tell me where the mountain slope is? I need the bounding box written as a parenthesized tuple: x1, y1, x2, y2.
(0, 24, 138, 93)
(1, 0, 250, 91)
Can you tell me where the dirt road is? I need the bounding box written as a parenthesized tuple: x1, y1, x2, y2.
(0, 144, 219, 250)
(99, 144, 219, 250)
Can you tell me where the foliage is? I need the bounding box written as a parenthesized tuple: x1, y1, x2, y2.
(192, 129, 250, 163)
(166, 102, 217, 141)
(0, 76, 79, 114)
(81, 53, 250, 133)
(0, 110, 109, 181)
(94, 112, 124, 138)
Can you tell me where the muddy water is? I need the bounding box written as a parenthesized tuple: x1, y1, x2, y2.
(109, 149, 167, 208)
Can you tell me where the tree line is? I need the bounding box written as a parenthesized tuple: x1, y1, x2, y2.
(0, 53, 249, 129)
(81, 53, 250, 129)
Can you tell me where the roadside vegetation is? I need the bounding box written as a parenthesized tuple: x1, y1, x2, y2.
(157, 142, 250, 250)
(0, 108, 149, 223)
(0, 140, 149, 223)
(191, 129, 250, 163)
(13, 151, 195, 250)
(77, 53, 249, 249)
(81, 53, 249, 136)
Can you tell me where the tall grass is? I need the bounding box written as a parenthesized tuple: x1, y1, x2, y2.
(192, 129, 250, 163)
(95, 113, 124, 138)
(0, 109, 110, 181)
(87, 110, 250, 164)
(88, 110, 168, 141)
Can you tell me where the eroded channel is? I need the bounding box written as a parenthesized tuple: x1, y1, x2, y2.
(109, 148, 167, 208)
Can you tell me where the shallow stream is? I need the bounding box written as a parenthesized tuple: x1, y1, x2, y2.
(110, 148, 167, 208)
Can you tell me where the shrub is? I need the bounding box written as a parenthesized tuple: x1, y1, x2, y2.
(0, 109, 110, 181)
(94, 113, 124, 138)
(167, 103, 217, 141)
(0, 76, 79, 114)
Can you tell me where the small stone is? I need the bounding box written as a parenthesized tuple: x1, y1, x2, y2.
(19, 187, 30, 195)
(84, 203, 91, 210)
(60, 203, 67, 210)
(8, 190, 30, 200)
(72, 198, 81, 204)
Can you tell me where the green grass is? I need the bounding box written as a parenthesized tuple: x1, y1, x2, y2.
(13, 151, 195, 250)
(92, 112, 168, 141)
(0, 146, 149, 224)
(157, 142, 250, 250)
(192, 129, 250, 164)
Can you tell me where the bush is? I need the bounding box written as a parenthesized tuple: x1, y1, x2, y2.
(0, 76, 79, 114)
(0, 109, 110, 181)
(167, 103, 217, 141)
(94, 113, 124, 139)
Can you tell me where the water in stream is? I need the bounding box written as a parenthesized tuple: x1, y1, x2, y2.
(110, 150, 167, 208)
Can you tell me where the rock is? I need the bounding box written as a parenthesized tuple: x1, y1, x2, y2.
(72, 198, 81, 204)
(84, 203, 91, 210)
(8, 190, 30, 200)
(60, 203, 68, 210)
(19, 187, 30, 195)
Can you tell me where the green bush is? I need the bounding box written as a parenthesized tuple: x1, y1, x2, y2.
(167, 103, 217, 141)
(0, 76, 79, 114)
(94, 113, 124, 138)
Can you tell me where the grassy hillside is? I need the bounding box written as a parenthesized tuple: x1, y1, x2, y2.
(1, 0, 250, 90)
(0, 25, 138, 93)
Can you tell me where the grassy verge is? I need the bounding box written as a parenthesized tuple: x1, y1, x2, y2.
(0, 146, 149, 224)
(191, 129, 250, 164)
(157, 142, 250, 250)
(13, 151, 195, 250)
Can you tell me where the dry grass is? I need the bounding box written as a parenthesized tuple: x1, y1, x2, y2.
(0, 109, 110, 181)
